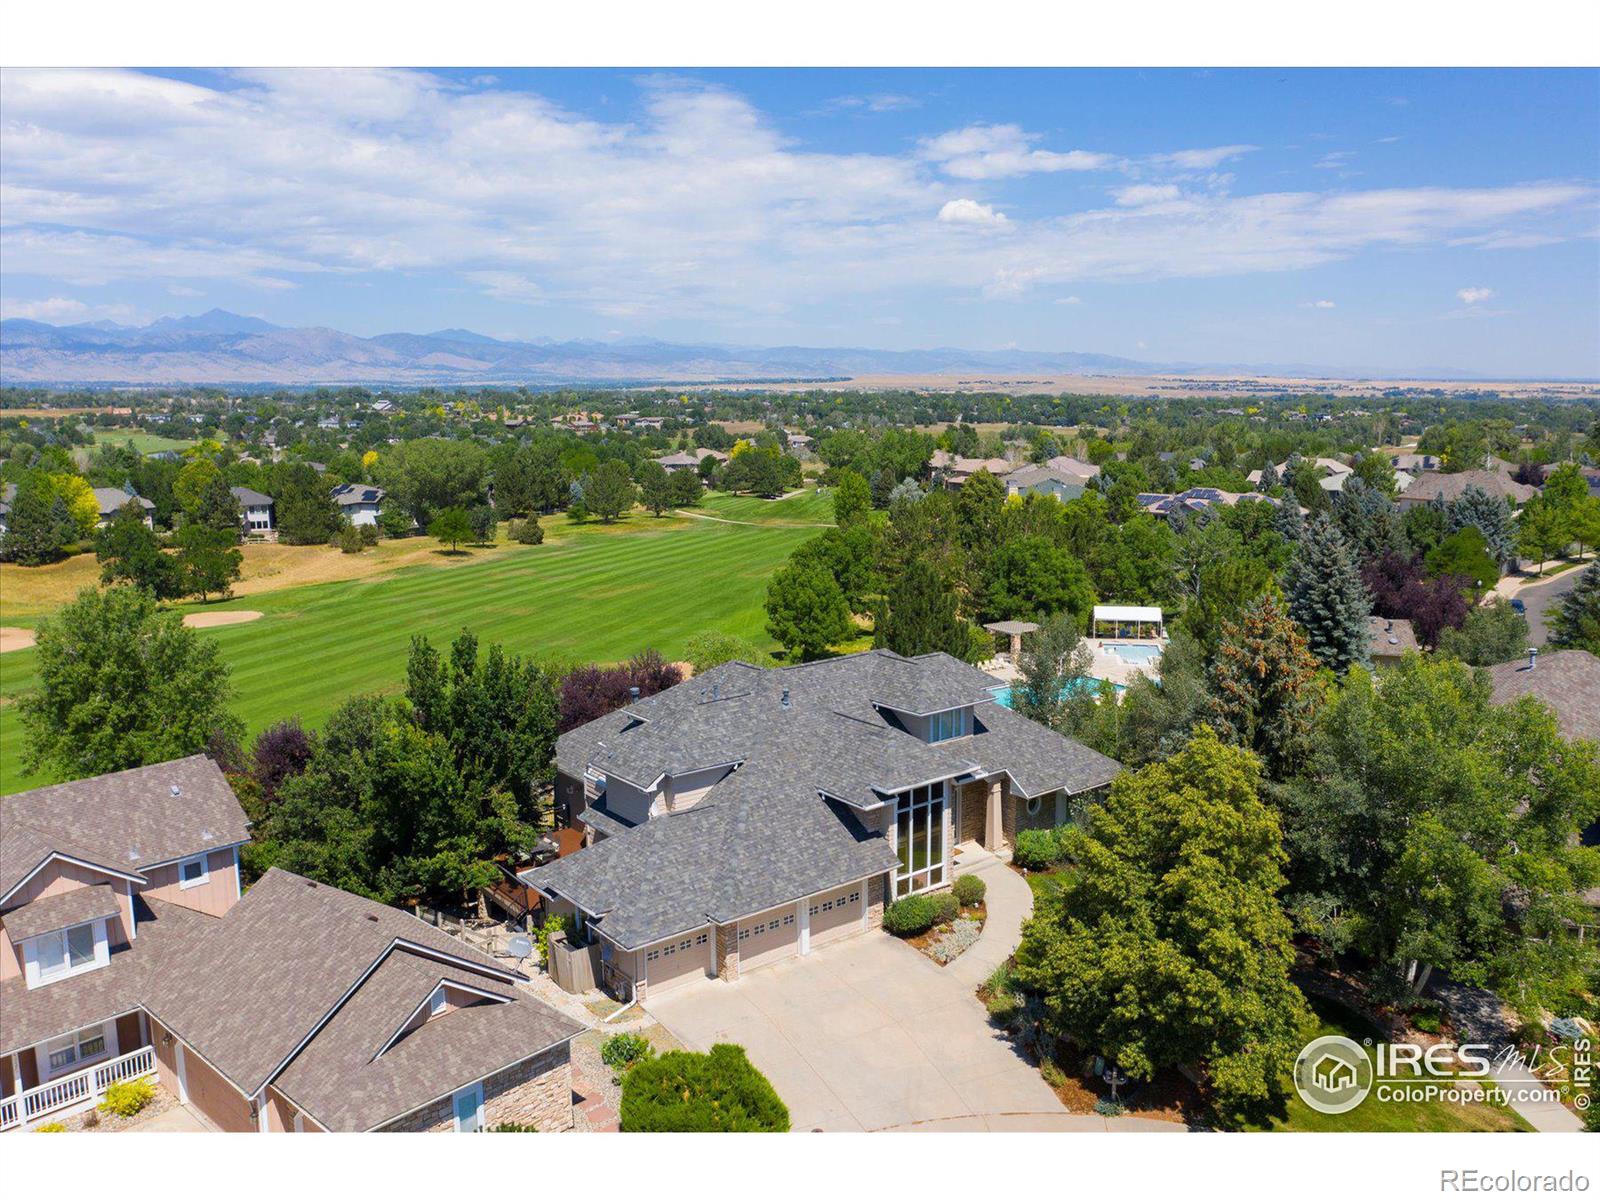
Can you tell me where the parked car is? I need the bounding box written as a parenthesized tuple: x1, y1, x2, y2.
(1510, 598, 1527, 615)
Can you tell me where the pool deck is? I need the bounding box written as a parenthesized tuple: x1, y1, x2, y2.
(981, 636, 1166, 691)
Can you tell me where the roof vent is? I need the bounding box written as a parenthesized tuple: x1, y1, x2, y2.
(629, 686, 640, 700)
(1528, 647, 1538, 671)
(365, 913, 380, 922)
(170, 785, 181, 797)
(781, 688, 791, 709)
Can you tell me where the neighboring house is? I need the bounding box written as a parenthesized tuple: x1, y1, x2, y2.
(0, 757, 579, 1133)
(657, 449, 728, 472)
(1139, 487, 1286, 523)
(524, 650, 1120, 1000)
(1246, 457, 1353, 492)
(1396, 470, 1538, 510)
(930, 452, 1015, 489)
(370, 399, 397, 414)
(331, 483, 385, 526)
(91, 487, 155, 529)
(230, 486, 276, 540)
(1042, 455, 1100, 481)
(784, 430, 813, 453)
(1368, 616, 1420, 666)
(0, 482, 12, 535)
(1485, 649, 1600, 745)
(1005, 464, 1090, 502)
(1390, 453, 1441, 473)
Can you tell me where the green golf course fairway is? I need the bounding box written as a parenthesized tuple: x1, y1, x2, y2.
(0, 496, 828, 796)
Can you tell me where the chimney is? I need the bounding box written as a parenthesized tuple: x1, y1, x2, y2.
(1528, 648, 1538, 671)
(781, 688, 791, 709)
(629, 685, 640, 701)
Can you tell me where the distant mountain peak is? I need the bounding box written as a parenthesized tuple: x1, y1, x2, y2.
(145, 308, 280, 335)
(420, 328, 504, 345)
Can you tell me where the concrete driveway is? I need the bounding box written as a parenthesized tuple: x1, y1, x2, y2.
(645, 931, 1077, 1132)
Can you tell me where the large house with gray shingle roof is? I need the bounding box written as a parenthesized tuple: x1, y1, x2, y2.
(523, 649, 1120, 1000)
(1, 757, 579, 1133)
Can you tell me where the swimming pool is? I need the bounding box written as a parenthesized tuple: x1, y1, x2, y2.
(989, 679, 1124, 709)
(1102, 642, 1163, 666)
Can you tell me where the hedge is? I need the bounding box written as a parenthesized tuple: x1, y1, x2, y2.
(619, 1043, 790, 1132)
(952, 874, 986, 907)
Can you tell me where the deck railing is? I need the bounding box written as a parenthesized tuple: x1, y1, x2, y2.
(0, 1044, 156, 1131)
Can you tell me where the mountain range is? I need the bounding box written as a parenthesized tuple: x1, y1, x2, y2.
(0, 309, 1494, 387)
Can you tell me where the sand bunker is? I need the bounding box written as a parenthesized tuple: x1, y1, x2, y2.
(0, 627, 37, 653)
(182, 610, 264, 629)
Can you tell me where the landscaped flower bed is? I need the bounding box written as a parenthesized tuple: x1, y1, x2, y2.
(884, 874, 987, 965)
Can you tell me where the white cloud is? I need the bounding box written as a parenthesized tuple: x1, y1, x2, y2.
(1303, 299, 1337, 309)
(1055, 296, 1083, 305)
(920, 123, 1116, 179)
(1113, 184, 1182, 208)
(1316, 151, 1356, 170)
(1152, 144, 1258, 170)
(822, 93, 919, 113)
(0, 296, 144, 323)
(0, 70, 1589, 321)
(1457, 286, 1495, 304)
(937, 198, 1010, 228)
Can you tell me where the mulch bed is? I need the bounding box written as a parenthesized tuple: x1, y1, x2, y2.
(905, 902, 986, 964)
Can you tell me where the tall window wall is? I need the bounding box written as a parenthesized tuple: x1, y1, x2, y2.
(894, 781, 947, 898)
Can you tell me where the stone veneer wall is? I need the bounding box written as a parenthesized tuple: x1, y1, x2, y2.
(866, 873, 886, 930)
(379, 1042, 573, 1132)
(714, 921, 739, 980)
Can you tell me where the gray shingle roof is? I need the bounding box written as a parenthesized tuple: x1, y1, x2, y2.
(534, 649, 1121, 947)
(1, 756, 252, 902)
(91, 487, 154, 515)
(1486, 649, 1600, 744)
(3, 883, 121, 942)
(229, 486, 273, 506)
(1368, 616, 1421, 657)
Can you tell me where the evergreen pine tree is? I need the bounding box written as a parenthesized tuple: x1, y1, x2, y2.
(1287, 514, 1372, 672)
(1549, 561, 1600, 655)
(1448, 485, 1516, 567)
(2, 477, 70, 565)
(1273, 496, 1304, 544)
(874, 557, 971, 659)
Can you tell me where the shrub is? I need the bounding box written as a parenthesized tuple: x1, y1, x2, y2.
(619, 1043, 790, 1132)
(1013, 826, 1068, 871)
(928, 891, 960, 925)
(359, 523, 379, 547)
(882, 894, 937, 937)
(99, 1075, 156, 1117)
(512, 516, 544, 545)
(1040, 1058, 1068, 1089)
(337, 524, 364, 554)
(33, 1121, 67, 1132)
(536, 912, 576, 965)
(1094, 1097, 1126, 1118)
(490, 1122, 539, 1132)
(601, 1032, 656, 1075)
(952, 874, 986, 908)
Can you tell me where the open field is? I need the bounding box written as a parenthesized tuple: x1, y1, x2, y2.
(0, 492, 828, 795)
(674, 373, 1600, 400)
(87, 428, 201, 455)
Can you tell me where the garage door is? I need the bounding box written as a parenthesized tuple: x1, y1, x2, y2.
(807, 881, 865, 948)
(643, 929, 712, 994)
(738, 903, 798, 972)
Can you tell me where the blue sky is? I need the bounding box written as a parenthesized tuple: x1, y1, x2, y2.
(1, 67, 1596, 376)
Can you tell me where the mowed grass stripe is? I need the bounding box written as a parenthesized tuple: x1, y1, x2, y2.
(0, 515, 814, 796)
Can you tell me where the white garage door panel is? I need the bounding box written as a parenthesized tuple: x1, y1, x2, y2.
(644, 929, 713, 993)
(738, 904, 798, 972)
(808, 881, 865, 947)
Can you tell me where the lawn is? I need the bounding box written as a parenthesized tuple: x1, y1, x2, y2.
(1251, 996, 1531, 1132)
(83, 428, 201, 456)
(0, 497, 824, 795)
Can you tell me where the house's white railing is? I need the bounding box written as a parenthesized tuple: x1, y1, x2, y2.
(0, 1045, 155, 1131)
